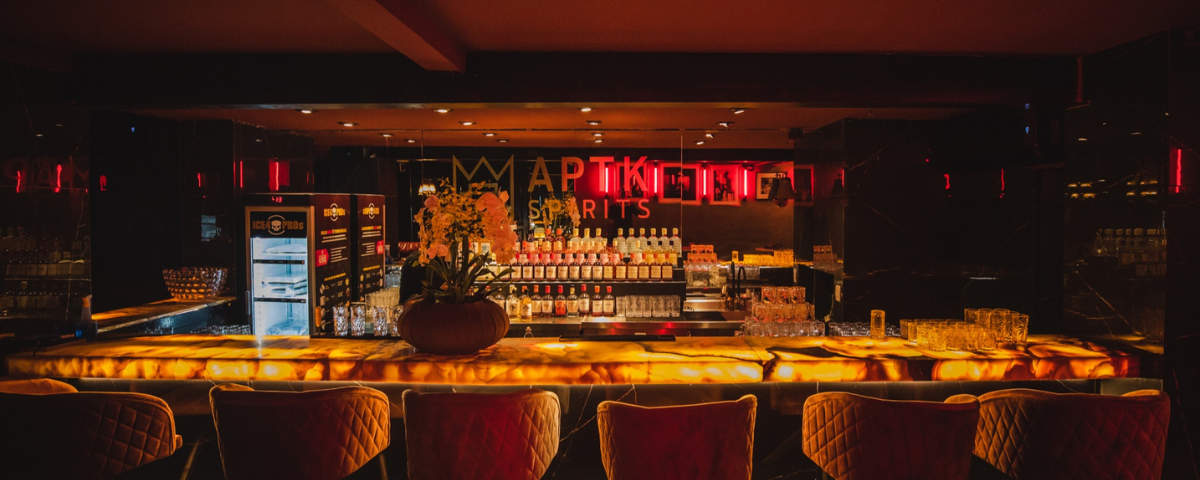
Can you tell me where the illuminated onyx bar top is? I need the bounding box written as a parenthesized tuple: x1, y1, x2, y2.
(3, 334, 1137, 384)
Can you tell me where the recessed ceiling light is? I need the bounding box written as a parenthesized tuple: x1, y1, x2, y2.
(718, 122, 733, 127)
(405, 139, 417, 143)
(592, 132, 604, 137)
(338, 122, 358, 127)
(435, 108, 452, 114)
(705, 133, 715, 139)
(695, 140, 705, 145)
(579, 107, 593, 112)
(459, 121, 475, 126)
(379, 133, 393, 138)
(1077, 137, 1087, 142)
(1130, 131, 1142, 136)
(34, 133, 44, 137)
(730, 108, 746, 114)
(297, 109, 315, 114)
(594, 139, 603, 143)
(586, 120, 602, 126)
(483, 132, 496, 137)
(497, 139, 509, 143)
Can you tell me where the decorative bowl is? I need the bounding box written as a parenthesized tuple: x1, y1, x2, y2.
(163, 267, 227, 300)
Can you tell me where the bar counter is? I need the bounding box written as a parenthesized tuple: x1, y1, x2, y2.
(4, 334, 1138, 385)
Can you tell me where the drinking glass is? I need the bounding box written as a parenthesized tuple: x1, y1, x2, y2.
(373, 306, 390, 336)
(333, 304, 349, 337)
(869, 310, 886, 340)
(669, 296, 681, 317)
(349, 302, 367, 336)
(762, 287, 777, 304)
(653, 296, 668, 318)
(964, 308, 978, 325)
(616, 296, 627, 317)
(390, 305, 404, 336)
(992, 309, 1012, 343)
(976, 308, 993, 331)
(1012, 314, 1030, 347)
(976, 326, 997, 351)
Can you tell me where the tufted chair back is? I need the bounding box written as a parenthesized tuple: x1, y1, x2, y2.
(597, 394, 757, 480)
(208, 384, 390, 480)
(973, 388, 1169, 480)
(802, 392, 979, 480)
(0, 389, 183, 480)
(402, 389, 561, 480)
(0, 377, 78, 394)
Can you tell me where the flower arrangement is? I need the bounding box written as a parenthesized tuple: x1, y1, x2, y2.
(536, 192, 581, 235)
(413, 181, 518, 303)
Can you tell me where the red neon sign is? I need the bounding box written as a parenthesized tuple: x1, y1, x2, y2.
(944, 173, 951, 190)
(99, 175, 106, 192)
(238, 161, 244, 189)
(700, 166, 708, 197)
(197, 172, 203, 188)
(15, 171, 21, 193)
(1175, 148, 1183, 193)
(269, 160, 280, 191)
(54, 164, 62, 193)
(1000, 169, 1005, 198)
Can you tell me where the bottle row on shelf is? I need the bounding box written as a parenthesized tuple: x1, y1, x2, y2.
(490, 284, 629, 321)
(520, 227, 683, 257)
(488, 251, 678, 283)
(1, 229, 91, 278)
(0, 280, 90, 314)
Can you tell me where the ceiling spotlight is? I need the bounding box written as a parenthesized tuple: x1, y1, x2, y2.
(338, 122, 358, 127)
(459, 121, 475, 126)
(594, 139, 603, 143)
(405, 139, 417, 143)
(434, 108, 452, 114)
(730, 108, 746, 114)
(379, 133, 394, 138)
(592, 132, 604, 137)
(586, 120, 602, 126)
(705, 133, 715, 139)
(717, 122, 733, 128)
(695, 140, 705, 145)
(34, 133, 44, 137)
(483, 132, 496, 137)
(497, 139, 509, 143)
(297, 109, 315, 114)
(579, 107, 593, 112)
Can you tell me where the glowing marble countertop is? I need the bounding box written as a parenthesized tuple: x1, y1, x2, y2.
(3, 334, 1138, 385)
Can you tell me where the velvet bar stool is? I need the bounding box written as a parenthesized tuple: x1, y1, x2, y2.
(208, 384, 391, 480)
(597, 394, 757, 480)
(0, 384, 184, 480)
(972, 388, 1170, 480)
(402, 389, 561, 480)
(801, 392, 979, 480)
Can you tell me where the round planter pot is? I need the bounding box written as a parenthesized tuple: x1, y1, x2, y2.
(397, 299, 510, 355)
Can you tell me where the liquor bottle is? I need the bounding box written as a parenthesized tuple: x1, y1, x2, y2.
(567, 287, 579, 316)
(626, 253, 641, 281)
(540, 285, 554, 316)
(568, 253, 581, 280)
(581, 253, 593, 281)
(638, 228, 647, 249)
(554, 285, 567, 317)
(577, 284, 590, 316)
(545, 253, 558, 281)
(590, 253, 604, 281)
(533, 253, 546, 280)
(613, 252, 628, 281)
(603, 286, 616, 316)
(592, 286, 603, 316)
(649, 252, 663, 281)
(556, 254, 569, 280)
(519, 286, 533, 321)
(615, 228, 626, 255)
(521, 254, 534, 281)
(648, 228, 659, 251)
(659, 253, 672, 281)
(669, 228, 681, 253)
(505, 286, 520, 319)
(530, 286, 543, 317)
(595, 228, 605, 251)
(581, 228, 592, 252)
(553, 228, 564, 253)
(569, 227, 581, 252)
(637, 253, 651, 280)
(601, 253, 614, 281)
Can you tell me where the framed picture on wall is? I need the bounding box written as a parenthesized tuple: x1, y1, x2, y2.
(660, 163, 700, 205)
(710, 164, 741, 206)
(755, 172, 777, 200)
(794, 165, 814, 206)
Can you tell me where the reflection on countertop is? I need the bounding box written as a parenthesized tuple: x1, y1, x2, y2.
(4, 334, 1139, 385)
(93, 297, 235, 333)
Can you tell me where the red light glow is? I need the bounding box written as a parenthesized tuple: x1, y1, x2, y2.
(601, 165, 608, 194)
(1000, 169, 1005, 198)
(651, 164, 659, 195)
(15, 171, 21, 193)
(743, 167, 749, 198)
(269, 160, 280, 191)
(197, 173, 203, 188)
(99, 175, 106, 192)
(55, 164, 62, 193)
(944, 173, 951, 190)
(700, 166, 708, 197)
(238, 161, 244, 189)
(1176, 148, 1183, 194)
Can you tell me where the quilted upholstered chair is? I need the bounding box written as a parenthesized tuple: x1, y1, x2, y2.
(208, 384, 391, 480)
(972, 388, 1170, 480)
(597, 394, 757, 480)
(0, 388, 183, 480)
(801, 392, 979, 480)
(0, 377, 78, 394)
(402, 389, 561, 480)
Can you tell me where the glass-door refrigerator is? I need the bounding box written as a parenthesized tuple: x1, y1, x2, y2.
(245, 194, 352, 335)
